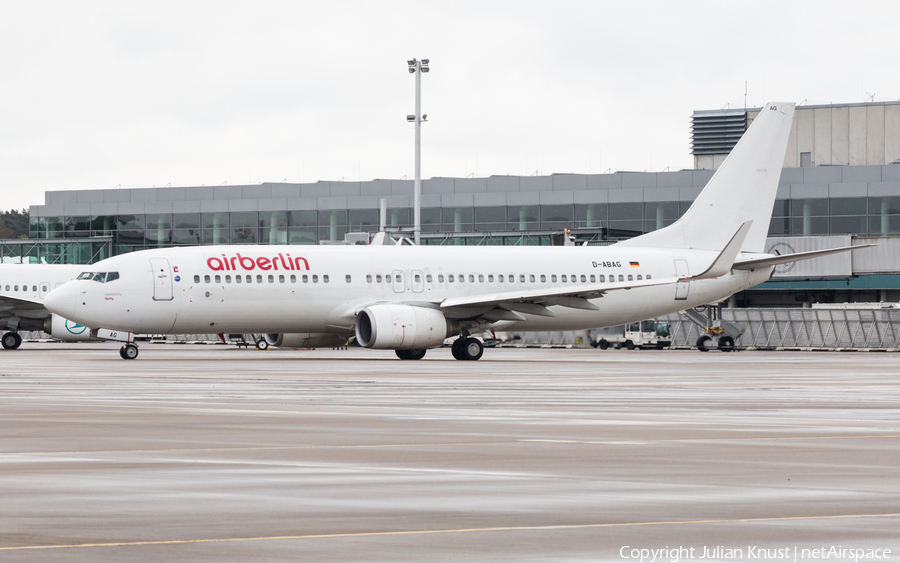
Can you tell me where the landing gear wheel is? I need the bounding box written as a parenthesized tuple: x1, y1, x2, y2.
(460, 337, 483, 361)
(625, 340, 635, 350)
(397, 349, 426, 360)
(120, 344, 139, 360)
(718, 335, 735, 352)
(451, 338, 464, 360)
(256, 339, 269, 350)
(2, 332, 22, 350)
(598, 339, 609, 350)
(696, 335, 712, 352)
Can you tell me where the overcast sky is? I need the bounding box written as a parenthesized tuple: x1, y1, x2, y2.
(2, 0, 899, 211)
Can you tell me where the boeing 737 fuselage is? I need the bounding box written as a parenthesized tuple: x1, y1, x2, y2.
(44, 103, 866, 360)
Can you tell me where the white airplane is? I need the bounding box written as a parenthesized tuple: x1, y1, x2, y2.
(0, 263, 87, 349)
(43, 102, 870, 361)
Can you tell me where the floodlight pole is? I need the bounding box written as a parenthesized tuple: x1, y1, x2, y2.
(408, 58, 429, 245)
(414, 61, 421, 245)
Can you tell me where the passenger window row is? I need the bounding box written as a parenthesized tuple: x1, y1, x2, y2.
(193, 274, 330, 284)
(363, 273, 434, 284)
(189, 271, 653, 287)
(3, 284, 40, 292)
(363, 273, 652, 284)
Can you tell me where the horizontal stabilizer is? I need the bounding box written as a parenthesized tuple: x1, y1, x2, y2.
(733, 244, 877, 270)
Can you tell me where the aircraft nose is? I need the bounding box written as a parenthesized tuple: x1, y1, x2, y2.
(44, 283, 77, 319)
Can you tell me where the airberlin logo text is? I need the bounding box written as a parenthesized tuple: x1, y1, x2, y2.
(206, 253, 309, 272)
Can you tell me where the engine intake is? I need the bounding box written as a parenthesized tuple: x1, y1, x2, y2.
(355, 304, 454, 350)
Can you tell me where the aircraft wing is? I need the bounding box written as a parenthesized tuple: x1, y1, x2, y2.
(0, 294, 46, 311)
(0, 294, 48, 324)
(437, 276, 679, 319)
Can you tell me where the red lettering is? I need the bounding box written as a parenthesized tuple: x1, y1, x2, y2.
(209, 253, 309, 272)
(237, 253, 255, 270)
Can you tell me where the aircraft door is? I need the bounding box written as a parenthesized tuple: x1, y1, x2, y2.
(674, 259, 690, 300)
(149, 258, 174, 301)
(392, 270, 405, 293)
(411, 270, 424, 293)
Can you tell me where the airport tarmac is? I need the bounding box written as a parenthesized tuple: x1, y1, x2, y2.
(1, 344, 898, 562)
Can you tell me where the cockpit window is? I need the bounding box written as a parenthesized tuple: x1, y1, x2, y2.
(78, 271, 119, 283)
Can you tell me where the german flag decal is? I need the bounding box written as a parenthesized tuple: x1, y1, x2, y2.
(629, 261, 640, 267)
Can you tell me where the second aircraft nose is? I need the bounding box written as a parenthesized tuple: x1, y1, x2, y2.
(43, 282, 78, 319)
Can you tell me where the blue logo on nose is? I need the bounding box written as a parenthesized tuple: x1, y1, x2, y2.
(174, 275, 181, 282)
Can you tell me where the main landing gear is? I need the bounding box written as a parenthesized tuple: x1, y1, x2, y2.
(119, 343, 139, 360)
(451, 336, 483, 361)
(396, 349, 427, 360)
(1, 332, 22, 350)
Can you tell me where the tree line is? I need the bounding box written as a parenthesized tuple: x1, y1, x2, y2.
(0, 209, 29, 239)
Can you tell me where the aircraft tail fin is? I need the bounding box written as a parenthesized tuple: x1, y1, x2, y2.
(617, 102, 795, 253)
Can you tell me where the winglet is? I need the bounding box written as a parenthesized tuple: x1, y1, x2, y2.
(689, 220, 753, 280)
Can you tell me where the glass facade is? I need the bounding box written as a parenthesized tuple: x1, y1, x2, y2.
(25, 197, 899, 257)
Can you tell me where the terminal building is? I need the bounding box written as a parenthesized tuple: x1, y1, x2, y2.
(9, 101, 900, 308)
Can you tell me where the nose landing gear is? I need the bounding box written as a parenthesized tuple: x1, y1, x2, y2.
(119, 343, 139, 360)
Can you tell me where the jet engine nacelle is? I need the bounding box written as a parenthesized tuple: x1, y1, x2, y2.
(355, 304, 454, 350)
(45, 313, 92, 341)
(264, 333, 349, 348)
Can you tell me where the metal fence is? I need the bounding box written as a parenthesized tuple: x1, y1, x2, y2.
(665, 308, 900, 349)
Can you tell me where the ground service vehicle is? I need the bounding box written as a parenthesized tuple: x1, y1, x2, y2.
(590, 319, 671, 350)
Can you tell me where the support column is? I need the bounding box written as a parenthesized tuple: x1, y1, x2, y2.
(213, 213, 225, 245)
(803, 200, 812, 236)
